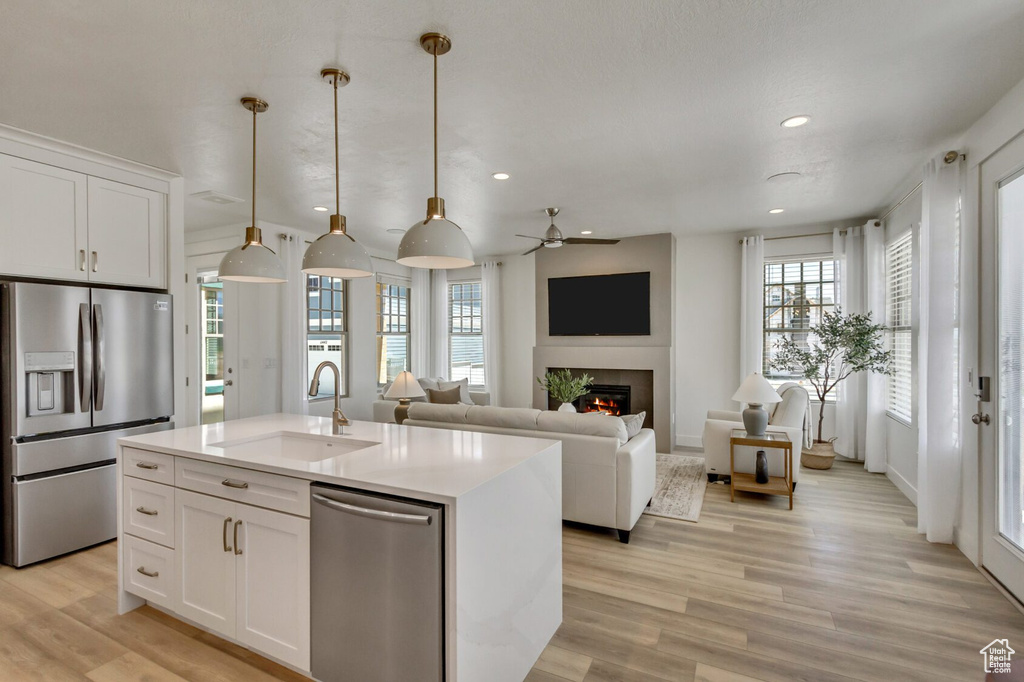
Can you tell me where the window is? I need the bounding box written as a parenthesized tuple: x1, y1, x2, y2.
(307, 274, 347, 399)
(449, 281, 484, 386)
(763, 258, 837, 393)
(376, 279, 410, 386)
(886, 232, 913, 423)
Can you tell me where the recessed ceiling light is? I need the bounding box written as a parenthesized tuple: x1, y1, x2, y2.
(313, 205, 329, 212)
(386, 228, 406, 235)
(492, 172, 510, 180)
(781, 115, 810, 128)
(581, 230, 593, 235)
(769, 208, 785, 214)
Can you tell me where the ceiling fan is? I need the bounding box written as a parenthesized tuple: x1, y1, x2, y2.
(517, 208, 619, 256)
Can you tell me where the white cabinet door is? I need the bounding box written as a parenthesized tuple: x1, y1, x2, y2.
(87, 177, 166, 288)
(0, 154, 88, 281)
(175, 489, 237, 636)
(235, 505, 310, 671)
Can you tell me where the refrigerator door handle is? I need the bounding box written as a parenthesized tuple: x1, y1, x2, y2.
(78, 303, 92, 412)
(93, 303, 106, 411)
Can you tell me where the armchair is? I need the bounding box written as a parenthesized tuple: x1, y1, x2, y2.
(701, 382, 810, 486)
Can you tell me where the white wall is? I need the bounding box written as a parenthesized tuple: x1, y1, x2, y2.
(499, 254, 536, 408)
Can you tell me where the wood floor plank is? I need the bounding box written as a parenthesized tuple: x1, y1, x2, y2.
(693, 662, 769, 682)
(1, 563, 96, 609)
(85, 652, 189, 682)
(550, 617, 696, 681)
(533, 644, 593, 681)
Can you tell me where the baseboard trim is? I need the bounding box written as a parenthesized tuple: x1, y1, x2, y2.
(675, 434, 702, 449)
(886, 465, 917, 506)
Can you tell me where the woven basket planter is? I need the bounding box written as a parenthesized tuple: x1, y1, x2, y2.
(801, 441, 837, 470)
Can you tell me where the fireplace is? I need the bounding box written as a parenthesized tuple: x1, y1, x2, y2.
(574, 384, 630, 416)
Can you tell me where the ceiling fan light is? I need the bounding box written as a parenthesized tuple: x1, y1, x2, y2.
(543, 241, 563, 249)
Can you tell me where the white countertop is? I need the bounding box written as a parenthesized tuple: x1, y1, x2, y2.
(118, 414, 560, 503)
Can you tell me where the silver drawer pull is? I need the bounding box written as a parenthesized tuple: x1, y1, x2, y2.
(136, 566, 159, 578)
(136, 506, 158, 516)
(135, 462, 159, 470)
(221, 478, 249, 489)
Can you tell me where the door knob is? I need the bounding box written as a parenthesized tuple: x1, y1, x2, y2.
(971, 413, 990, 425)
(224, 379, 233, 386)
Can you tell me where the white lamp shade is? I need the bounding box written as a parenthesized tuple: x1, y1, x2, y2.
(302, 231, 374, 278)
(731, 372, 782, 405)
(219, 243, 287, 283)
(384, 371, 427, 400)
(397, 217, 474, 269)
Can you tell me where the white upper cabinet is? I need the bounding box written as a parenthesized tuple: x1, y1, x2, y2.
(0, 153, 167, 289)
(87, 177, 166, 288)
(0, 155, 89, 281)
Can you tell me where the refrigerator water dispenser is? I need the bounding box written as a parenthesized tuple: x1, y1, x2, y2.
(25, 351, 75, 417)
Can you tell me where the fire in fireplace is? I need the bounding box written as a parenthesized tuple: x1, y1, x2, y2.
(574, 384, 631, 416)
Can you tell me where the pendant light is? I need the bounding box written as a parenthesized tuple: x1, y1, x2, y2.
(396, 33, 474, 270)
(219, 97, 287, 283)
(302, 69, 374, 278)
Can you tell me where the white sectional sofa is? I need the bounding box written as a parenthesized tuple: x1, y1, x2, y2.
(403, 403, 657, 543)
(371, 376, 490, 423)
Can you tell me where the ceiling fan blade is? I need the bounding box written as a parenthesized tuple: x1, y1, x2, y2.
(522, 243, 545, 256)
(563, 238, 620, 245)
(516, 234, 544, 241)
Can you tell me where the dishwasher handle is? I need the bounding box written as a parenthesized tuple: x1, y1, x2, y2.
(312, 493, 433, 526)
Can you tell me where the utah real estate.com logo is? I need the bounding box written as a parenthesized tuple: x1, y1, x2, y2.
(981, 639, 1015, 675)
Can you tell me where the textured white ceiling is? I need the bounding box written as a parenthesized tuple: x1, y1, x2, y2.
(2, 1, 1023, 257)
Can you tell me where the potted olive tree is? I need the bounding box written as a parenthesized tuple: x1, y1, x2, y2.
(769, 308, 892, 469)
(537, 369, 594, 413)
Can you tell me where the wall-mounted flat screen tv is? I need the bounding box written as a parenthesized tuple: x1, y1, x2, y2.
(548, 271, 651, 336)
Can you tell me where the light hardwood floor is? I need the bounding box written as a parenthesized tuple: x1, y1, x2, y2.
(0, 459, 1021, 681)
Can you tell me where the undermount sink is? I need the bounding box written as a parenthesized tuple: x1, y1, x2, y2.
(210, 431, 378, 463)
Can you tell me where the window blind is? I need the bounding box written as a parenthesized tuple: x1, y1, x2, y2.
(885, 232, 913, 423)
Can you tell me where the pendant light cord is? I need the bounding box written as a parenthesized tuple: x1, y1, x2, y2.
(433, 48, 438, 199)
(251, 107, 257, 231)
(334, 74, 341, 217)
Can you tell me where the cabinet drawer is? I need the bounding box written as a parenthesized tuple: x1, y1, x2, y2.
(123, 448, 174, 485)
(124, 477, 174, 548)
(175, 458, 309, 517)
(122, 534, 176, 609)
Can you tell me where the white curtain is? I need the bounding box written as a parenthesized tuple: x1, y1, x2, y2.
(482, 260, 502, 406)
(431, 269, 448, 379)
(278, 232, 308, 414)
(739, 236, 764, 381)
(411, 268, 431, 377)
(832, 223, 887, 470)
(917, 153, 964, 543)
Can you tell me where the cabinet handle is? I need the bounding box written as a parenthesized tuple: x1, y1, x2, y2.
(221, 478, 248, 489)
(233, 520, 243, 555)
(136, 566, 159, 578)
(91, 250, 98, 272)
(136, 506, 158, 516)
(79, 249, 86, 272)
(223, 516, 233, 552)
(135, 462, 158, 470)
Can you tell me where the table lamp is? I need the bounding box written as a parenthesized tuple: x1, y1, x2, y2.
(384, 371, 426, 425)
(731, 372, 782, 437)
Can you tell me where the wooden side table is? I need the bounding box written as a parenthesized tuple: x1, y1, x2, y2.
(729, 429, 793, 509)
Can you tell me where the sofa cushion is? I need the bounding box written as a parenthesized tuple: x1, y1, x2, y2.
(426, 386, 463, 404)
(438, 378, 473, 405)
(418, 377, 441, 393)
(621, 411, 646, 440)
(406, 402, 472, 423)
(536, 411, 628, 446)
(465, 406, 541, 430)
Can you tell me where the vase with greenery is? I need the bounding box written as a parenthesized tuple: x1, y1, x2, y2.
(769, 308, 893, 445)
(536, 369, 594, 412)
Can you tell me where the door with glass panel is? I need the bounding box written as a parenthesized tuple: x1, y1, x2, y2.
(979, 133, 1024, 600)
(185, 256, 238, 427)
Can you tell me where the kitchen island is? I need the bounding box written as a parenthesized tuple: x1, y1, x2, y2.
(116, 414, 562, 682)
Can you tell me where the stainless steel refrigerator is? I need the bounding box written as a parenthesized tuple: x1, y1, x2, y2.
(1, 281, 174, 567)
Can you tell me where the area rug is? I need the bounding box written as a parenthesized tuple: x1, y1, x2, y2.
(644, 454, 707, 523)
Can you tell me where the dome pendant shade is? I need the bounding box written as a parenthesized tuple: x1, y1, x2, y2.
(303, 215, 373, 278)
(220, 227, 287, 283)
(219, 97, 286, 284)
(396, 33, 473, 270)
(302, 68, 374, 279)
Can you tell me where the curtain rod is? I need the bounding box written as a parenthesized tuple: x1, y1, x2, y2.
(878, 181, 922, 223)
(738, 230, 844, 244)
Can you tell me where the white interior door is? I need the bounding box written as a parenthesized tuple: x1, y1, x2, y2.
(185, 254, 238, 426)
(979, 132, 1024, 601)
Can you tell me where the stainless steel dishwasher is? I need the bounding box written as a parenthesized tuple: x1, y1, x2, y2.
(310, 483, 444, 682)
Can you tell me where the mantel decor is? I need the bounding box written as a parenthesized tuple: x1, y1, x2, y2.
(537, 369, 593, 413)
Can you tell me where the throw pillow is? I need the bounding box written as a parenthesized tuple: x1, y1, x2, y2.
(438, 378, 473, 405)
(621, 411, 646, 440)
(418, 377, 441, 393)
(426, 386, 463, 405)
